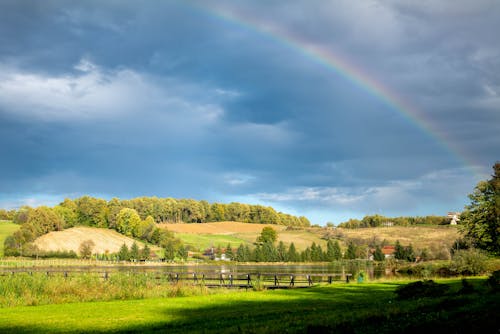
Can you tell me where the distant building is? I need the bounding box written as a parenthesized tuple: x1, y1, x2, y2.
(381, 221, 394, 227)
(447, 212, 460, 225)
(382, 246, 395, 259)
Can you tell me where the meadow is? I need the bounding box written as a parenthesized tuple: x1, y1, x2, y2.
(0, 277, 497, 333)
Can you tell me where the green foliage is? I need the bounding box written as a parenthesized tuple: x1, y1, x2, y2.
(118, 243, 130, 261)
(164, 240, 176, 261)
(450, 249, 488, 275)
(224, 243, 233, 260)
(486, 270, 500, 291)
(177, 246, 188, 261)
(141, 244, 151, 260)
(129, 242, 140, 261)
(339, 214, 449, 228)
(257, 227, 277, 244)
(395, 280, 449, 300)
(459, 162, 500, 255)
(344, 241, 357, 259)
(325, 239, 342, 261)
(287, 242, 300, 262)
(116, 208, 142, 237)
(373, 245, 385, 261)
(394, 240, 416, 262)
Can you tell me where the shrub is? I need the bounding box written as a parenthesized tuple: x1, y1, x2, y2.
(486, 270, 500, 291)
(450, 249, 488, 276)
(395, 280, 449, 300)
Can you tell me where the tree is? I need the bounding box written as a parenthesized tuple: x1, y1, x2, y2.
(141, 244, 151, 260)
(118, 243, 130, 261)
(257, 227, 277, 244)
(373, 245, 385, 261)
(326, 240, 342, 261)
(287, 242, 299, 262)
(164, 240, 176, 261)
(394, 240, 405, 260)
(277, 241, 287, 262)
(79, 239, 95, 259)
(459, 162, 500, 255)
(116, 208, 142, 237)
(130, 242, 140, 261)
(177, 246, 188, 261)
(344, 241, 357, 260)
(225, 243, 234, 260)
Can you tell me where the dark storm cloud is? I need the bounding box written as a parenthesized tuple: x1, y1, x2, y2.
(0, 0, 498, 223)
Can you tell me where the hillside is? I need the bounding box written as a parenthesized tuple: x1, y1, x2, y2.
(0, 221, 20, 257)
(160, 222, 460, 253)
(160, 222, 325, 251)
(33, 227, 146, 255)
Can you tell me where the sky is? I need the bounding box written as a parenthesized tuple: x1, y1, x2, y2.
(0, 0, 499, 225)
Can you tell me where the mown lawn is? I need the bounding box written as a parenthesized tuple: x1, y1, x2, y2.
(0, 279, 498, 333)
(0, 221, 19, 257)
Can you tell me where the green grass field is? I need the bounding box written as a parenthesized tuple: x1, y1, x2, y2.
(174, 233, 251, 251)
(0, 221, 19, 257)
(0, 278, 498, 333)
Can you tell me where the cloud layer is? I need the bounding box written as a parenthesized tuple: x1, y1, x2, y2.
(0, 1, 498, 224)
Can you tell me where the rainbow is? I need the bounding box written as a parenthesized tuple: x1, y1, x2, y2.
(187, 3, 482, 178)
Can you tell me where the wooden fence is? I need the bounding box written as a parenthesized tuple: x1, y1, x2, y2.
(0, 269, 353, 289)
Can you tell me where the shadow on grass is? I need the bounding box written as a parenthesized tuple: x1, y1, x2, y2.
(1, 282, 499, 334)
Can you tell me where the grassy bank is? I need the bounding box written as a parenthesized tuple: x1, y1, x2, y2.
(0, 278, 498, 333)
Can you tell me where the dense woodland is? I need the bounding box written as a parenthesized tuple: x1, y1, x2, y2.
(1, 196, 309, 257)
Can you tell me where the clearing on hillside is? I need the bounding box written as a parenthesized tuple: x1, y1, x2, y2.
(159, 221, 288, 234)
(34, 227, 145, 255)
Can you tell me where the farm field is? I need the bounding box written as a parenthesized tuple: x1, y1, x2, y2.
(33, 227, 152, 255)
(161, 222, 459, 252)
(0, 221, 19, 257)
(336, 225, 460, 249)
(0, 278, 497, 333)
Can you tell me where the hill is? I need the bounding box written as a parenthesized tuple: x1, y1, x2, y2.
(161, 222, 460, 254)
(160, 222, 326, 251)
(0, 221, 20, 257)
(33, 227, 146, 255)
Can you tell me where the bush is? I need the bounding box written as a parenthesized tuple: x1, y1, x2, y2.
(395, 280, 449, 300)
(486, 270, 500, 291)
(450, 249, 488, 276)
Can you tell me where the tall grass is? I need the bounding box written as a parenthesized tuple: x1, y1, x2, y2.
(0, 272, 215, 307)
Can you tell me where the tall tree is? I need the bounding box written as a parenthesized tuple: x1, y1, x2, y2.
(79, 239, 95, 259)
(116, 208, 142, 237)
(257, 227, 277, 244)
(373, 245, 385, 261)
(344, 241, 357, 260)
(130, 242, 140, 260)
(287, 242, 299, 262)
(118, 243, 130, 261)
(225, 243, 234, 260)
(459, 162, 500, 255)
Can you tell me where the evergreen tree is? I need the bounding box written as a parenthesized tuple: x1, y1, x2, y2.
(394, 240, 405, 260)
(344, 241, 357, 260)
(277, 241, 287, 262)
(287, 242, 299, 262)
(235, 244, 246, 262)
(225, 243, 234, 260)
(164, 240, 176, 261)
(406, 244, 416, 262)
(177, 246, 188, 261)
(262, 241, 278, 262)
(118, 243, 130, 261)
(130, 242, 140, 261)
(141, 244, 151, 260)
(301, 247, 312, 262)
(373, 245, 385, 261)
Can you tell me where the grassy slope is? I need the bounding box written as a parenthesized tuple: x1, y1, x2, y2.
(0, 221, 20, 257)
(33, 227, 156, 254)
(0, 279, 497, 333)
(164, 222, 459, 252)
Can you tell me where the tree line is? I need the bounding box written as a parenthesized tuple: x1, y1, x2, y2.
(2, 196, 309, 257)
(338, 214, 450, 228)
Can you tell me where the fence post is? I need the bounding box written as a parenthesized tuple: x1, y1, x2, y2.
(274, 275, 278, 287)
(229, 274, 233, 287)
(290, 275, 294, 287)
(346, 274, 350, 283)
